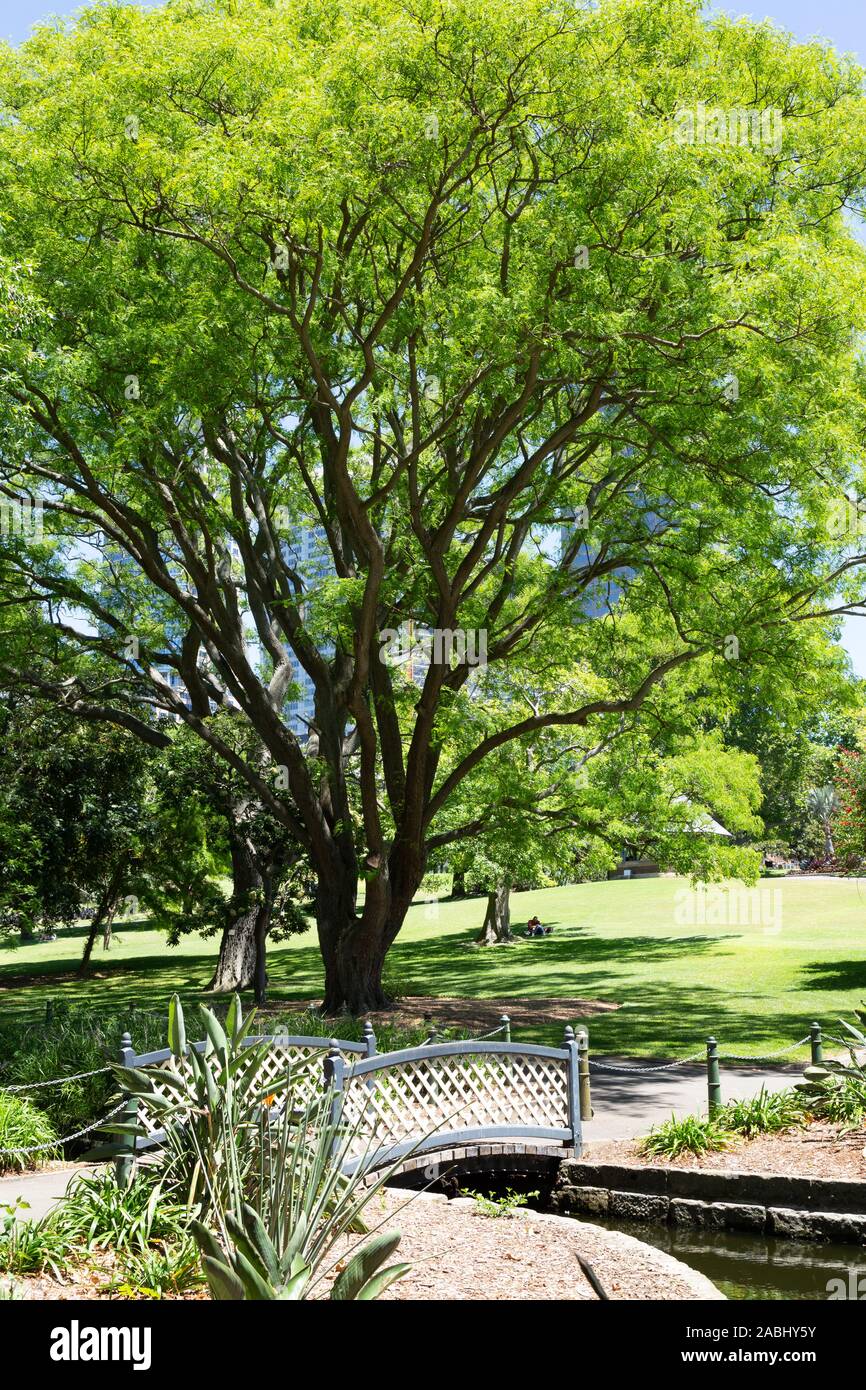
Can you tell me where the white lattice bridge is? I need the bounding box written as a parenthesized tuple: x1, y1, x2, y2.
(119, 1027, 583, 1173)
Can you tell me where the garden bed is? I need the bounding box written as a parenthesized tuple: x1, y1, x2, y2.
(585, 1124, 866, 1182)
(10, 1187, 721, 1301)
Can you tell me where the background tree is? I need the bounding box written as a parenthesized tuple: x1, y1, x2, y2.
(2, 0, 866, 1011)
(806, 785, 841, 861)
(0, 694, 150, 965)
(139, 716, 312, 1002)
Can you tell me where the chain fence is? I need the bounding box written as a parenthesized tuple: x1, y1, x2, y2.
(0, 1101, 125, 1160)
(588, 1034, 813, 1075)
(0, 1017, 847, 1160)
(0, 1066, 112, 1094)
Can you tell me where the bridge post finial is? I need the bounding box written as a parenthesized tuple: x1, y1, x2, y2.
(363, 1019, 378, 1058)
(563, 1024, 576, 1044)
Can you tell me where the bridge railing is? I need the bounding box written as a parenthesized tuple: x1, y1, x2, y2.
(328, 1033, 581, 1171)
(116, 1024, 582, 1170)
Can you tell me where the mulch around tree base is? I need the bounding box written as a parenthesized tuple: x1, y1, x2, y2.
(287, 995, 619, 1033)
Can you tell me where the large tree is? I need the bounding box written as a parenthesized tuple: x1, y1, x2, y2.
(2, 0, 866, 1011)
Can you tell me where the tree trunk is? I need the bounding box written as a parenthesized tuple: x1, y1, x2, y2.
(252, 875, 272, 1007)
(318, 890, 389, 1015)
(475, 883, 512, 945)
(824, 822, 835, 859)
(207, 836, 267, 994)
(78, 861, 126, 975)
(450, 865, 467, 898)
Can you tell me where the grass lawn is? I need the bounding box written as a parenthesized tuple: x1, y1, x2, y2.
(1, 876, 865, 1057)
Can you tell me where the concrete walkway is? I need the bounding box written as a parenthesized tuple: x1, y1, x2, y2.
(0, 1166, 90, 1222)
(585, 1057, 804, 1141)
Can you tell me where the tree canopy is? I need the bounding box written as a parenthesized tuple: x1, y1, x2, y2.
(2, 0, 866, 1009)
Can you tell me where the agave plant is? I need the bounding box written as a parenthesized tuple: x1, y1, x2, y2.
(192, 1205, 408, 1301)
(109, 994, 296, 1212)
(110, 994, 417, 1301)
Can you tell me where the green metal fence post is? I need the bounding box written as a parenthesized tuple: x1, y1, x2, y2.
(810, 1021, 824, 1066)
(115, 1031, 138, 1189)
(706, 1036, 722, 1115)
(577, 1027, 592, 1121)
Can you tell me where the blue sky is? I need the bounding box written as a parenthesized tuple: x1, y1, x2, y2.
(2, 0, 866, 673)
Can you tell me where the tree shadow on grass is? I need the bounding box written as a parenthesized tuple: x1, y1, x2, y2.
(797, 960, 866, 994)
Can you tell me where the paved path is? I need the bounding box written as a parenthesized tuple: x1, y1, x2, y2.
(584, 1057, 804, 1141)
(0, 1166, 88, 1221)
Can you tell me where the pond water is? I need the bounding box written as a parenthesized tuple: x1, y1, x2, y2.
(571, 1216, 866, 1301)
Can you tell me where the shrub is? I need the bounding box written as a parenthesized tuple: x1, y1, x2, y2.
(120, 994, 418, 1301)
(0, 1201, 71, 1278)
(469, 1188, 539, 1218)
(798, 1008, 866, 1130)
(263, 1007, 430, 1052)
(719, 1087, 806, 1139)
(0, 1093, 59, 1172)
(0, 1005, 167, 1142)
(109, 1233, 203, 1299)
(193, 1209, 409, 1301)
(50, 1169, 189, 1254)
(638, 1112, 733, 1160)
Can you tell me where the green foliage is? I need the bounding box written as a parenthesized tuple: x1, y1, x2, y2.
(192, 1206, 408, 1302)
(469, 1187, 539, 1217)
(0, 1163, 202, 1292)
(108, 1233, 203, 1299)
(638, 1112, 734, 1160)
(111, 994, 291, 1214)
(0, 1093, 58, 1172)
(0, 696, 152, 939)
(264, 1006, 431, 1052)
(719, 1087, 806, 1140)
(50, 1170, 189, 1255)
(123, 995, 420, 1301)
(0, 1004, 167, 1139)
(640, 1086, 810, 1158)
(2, 0, 866, 1005)
(799, 1009, 866, 1129)
(0, 1201, 71, 1278)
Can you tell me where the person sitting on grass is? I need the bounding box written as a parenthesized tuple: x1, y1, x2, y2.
(525, 916, 545, 937)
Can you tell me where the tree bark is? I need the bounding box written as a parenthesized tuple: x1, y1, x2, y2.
(317, 877, 390, 1015)
(78, 860, 126, 974)
(475, 883, 512, 945)
(207, 834, 267, 995)
(450, 865, 467, 898)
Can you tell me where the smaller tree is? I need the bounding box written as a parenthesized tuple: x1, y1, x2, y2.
(806, 786, 841, 861)
(137, 716, 312, 1003)
(0, 695, 151, 965)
